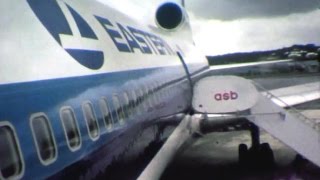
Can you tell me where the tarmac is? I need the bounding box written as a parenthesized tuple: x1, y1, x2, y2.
(161, 72, 320, 180)
(161, 129, 320, 180)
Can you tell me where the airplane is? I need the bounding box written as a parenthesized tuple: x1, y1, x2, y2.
(0, 0, 207, 179)
(0, 0, 319, 180)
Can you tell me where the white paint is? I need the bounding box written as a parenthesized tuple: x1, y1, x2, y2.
(249, 94, 320, 167)
(209, 59, 293, 70)
(193, 76, 259, 113)
(265, 82, 320, 107)
(0, 0, 208, 85)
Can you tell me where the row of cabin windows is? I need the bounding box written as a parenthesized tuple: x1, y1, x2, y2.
(0, 84, 170, 179)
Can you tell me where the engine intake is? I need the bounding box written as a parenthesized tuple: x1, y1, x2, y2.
(155, 2, 184, 30)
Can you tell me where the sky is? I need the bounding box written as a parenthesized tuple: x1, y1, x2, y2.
(186, 0, 320, 55)
(98, 0, 320, 55)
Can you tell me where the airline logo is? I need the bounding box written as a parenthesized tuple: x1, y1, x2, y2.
(27, 0, 103, 69)
(214, 91, 238, 101)
(27, 0, 174, 70)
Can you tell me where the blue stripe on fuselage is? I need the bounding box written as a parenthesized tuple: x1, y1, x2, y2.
(0, 66, 191, 179)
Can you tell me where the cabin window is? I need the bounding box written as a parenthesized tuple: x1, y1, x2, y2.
(123, 92, 130, 118)
(30, 113, 57, 165)
(112, 95, 125, 124)
(99, 98, 113, 130)
(144, 85, 152, 109)
(130, 90, 137, 114)
(138, 89, 147, 111)
(148, 85, 155, 108)
(60, 107, 81, 151)
(155, 81, 162, 102)
(82, 102, 100, 140)
(152, 84, 159, 105)
(135, 89, 141, 109)
(0, 122, 24, 179)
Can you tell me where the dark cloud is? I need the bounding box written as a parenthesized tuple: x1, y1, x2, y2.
(187, 0, 320, 20)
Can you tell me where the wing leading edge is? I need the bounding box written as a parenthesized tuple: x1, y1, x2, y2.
(260, 82, 320, 107)
(138, 75, 320, 178)
(193, 75, 320, 166)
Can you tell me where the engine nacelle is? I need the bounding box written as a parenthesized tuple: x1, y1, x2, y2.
(155, 2, 185, 30)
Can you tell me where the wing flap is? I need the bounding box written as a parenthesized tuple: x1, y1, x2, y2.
(192, 75, 320, 167)
(262, 82, 320, 107)
(248, 94, 320, 167)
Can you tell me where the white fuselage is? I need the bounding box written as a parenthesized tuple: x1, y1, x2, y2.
(0, 0, 208, 179)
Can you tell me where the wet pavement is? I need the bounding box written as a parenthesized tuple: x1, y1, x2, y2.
(161, 130, 320, 180)
(104, 72, 320, 180)
(161, 73, 320, 180)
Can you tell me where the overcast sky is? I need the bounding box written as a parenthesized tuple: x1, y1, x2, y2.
(99, 0, 320, 55)
(187, 0, 319, 20)
(186, 0, 320, 55)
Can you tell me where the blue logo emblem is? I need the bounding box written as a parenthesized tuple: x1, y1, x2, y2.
(27, 0, 104, 69)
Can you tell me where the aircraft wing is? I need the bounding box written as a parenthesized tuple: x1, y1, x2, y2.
(246, 78, 320, 165)
(247, 85, 320, 167)
(260, 82, 320, 107)
(209, 59, 294, 70)
(199, 76, 320, 167)
(138, 75, 319, 179)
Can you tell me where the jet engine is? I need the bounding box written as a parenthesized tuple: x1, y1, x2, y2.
(155, 2, 185, 30)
